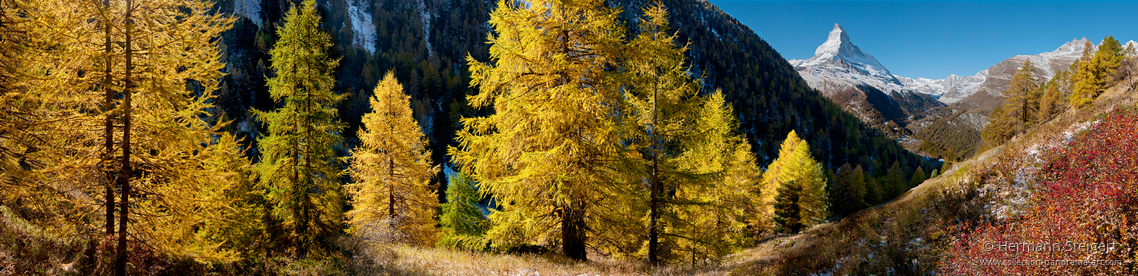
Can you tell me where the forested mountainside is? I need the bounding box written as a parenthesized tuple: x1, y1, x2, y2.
(214, 0, 493, 176)
(626, 0, 934, 174)
(213, 0, 936, 181)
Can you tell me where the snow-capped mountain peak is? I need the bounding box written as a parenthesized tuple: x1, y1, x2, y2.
(790, 23, 996, 104)
(792, 24, 894, 79)
(815, 23, 853, 57)
(1044, 38, 1088, 58)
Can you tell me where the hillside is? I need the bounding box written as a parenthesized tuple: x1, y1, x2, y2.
(729, 76, 1138, 274)
(0, 0, 940, 274)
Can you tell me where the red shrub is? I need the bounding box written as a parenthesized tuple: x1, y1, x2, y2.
(941, 108, 1138, 274)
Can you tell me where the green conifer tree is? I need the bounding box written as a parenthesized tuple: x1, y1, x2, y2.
(773, 180, 803, 233)
(864, 172, 881, 205)
(909, 167, 927, 188)
(831, 164, 868, 217)
(253, 0, 345, 258)
(438, 170, 488, 249)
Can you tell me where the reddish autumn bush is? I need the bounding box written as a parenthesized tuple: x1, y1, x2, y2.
(941, 108, 1138, 274)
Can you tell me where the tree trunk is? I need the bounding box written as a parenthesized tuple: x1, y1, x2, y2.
(647, 81, 661, 265)
(297, 62, 311, 259)
(388, 158, 395, 219)
(648, 169, 660, 264)
(388, 123, 396, 220)
(102, 0, 115, 238)
(561, 203, 587, 261)
(115, 2, 132, 274)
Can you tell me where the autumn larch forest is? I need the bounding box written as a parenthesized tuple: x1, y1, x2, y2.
(2, 0, 1135, 275)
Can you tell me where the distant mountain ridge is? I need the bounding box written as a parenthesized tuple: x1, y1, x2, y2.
(787, 24, 1135, 161)
(898, 71, 987, 104)
(909, 38, 1138, 161)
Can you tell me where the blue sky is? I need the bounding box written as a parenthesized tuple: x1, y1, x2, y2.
(706, 1, 1138, 79)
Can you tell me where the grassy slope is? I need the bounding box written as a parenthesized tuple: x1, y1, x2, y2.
(723, 81, 1138, 275)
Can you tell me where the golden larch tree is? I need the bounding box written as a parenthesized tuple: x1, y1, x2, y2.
(347, 71, 440, 246)
(667, 90, 759, 261)
(760, 130, 828, 233)
(619, 2, 757, 263)
(453, 0, 628, 261)
(2, 0, 251, 273)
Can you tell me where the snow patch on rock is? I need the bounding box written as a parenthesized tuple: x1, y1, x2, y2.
(418, 0, 433, 57)
(234, 0, 261, 26)
(348, 0, 376, 53)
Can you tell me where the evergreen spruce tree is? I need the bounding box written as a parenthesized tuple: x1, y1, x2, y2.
(885, 162, 905, 199)
(438, 170, 488, 249)
(346, 71, 440, 247)
(253, 0, 345, 258)
(831, 164, 868, 217)
(864, 172, 881, 205)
